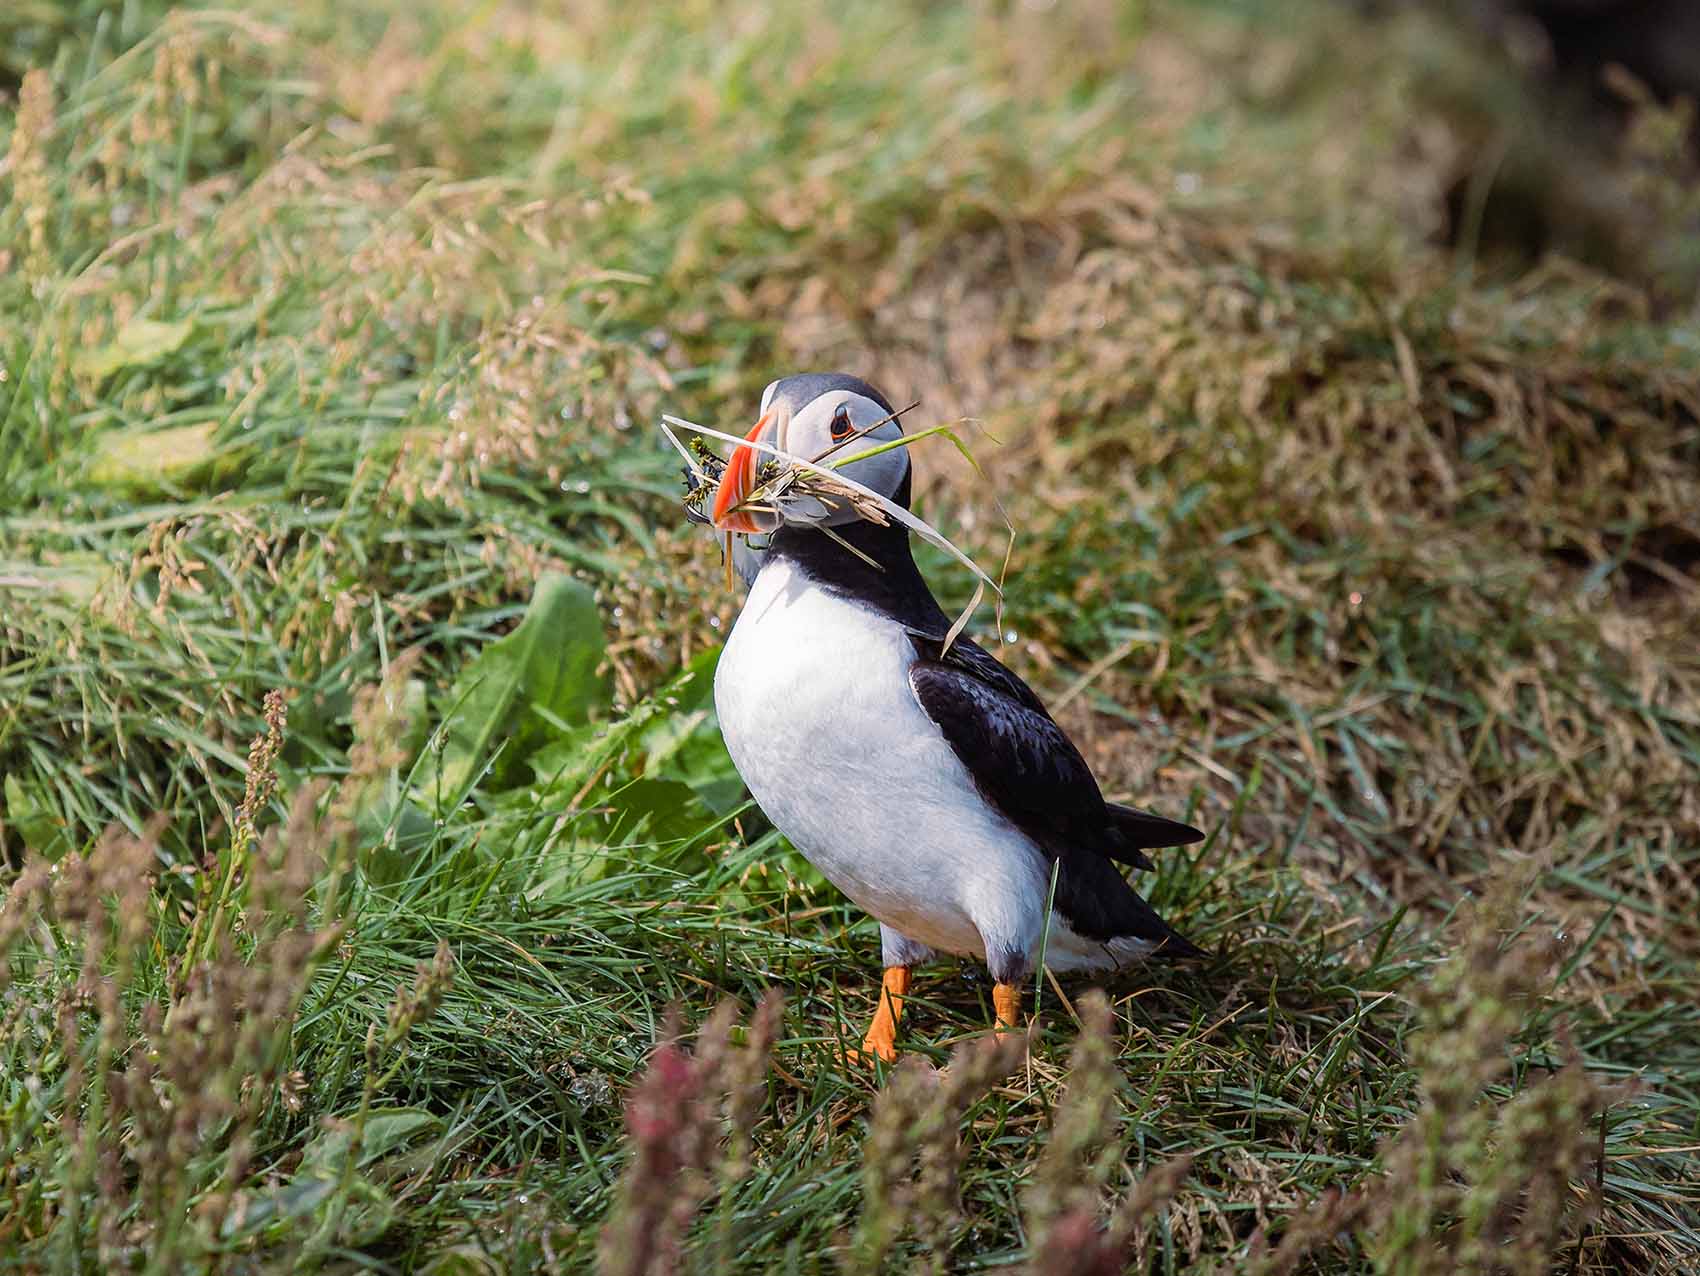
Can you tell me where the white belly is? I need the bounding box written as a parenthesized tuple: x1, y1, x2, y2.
(713, 559, 1046, 963)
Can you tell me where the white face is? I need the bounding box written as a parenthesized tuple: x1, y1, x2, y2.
(714, 384, 909, 533)
(778, 389, 908, 521)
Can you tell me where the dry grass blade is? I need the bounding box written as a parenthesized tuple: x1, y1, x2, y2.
(659, 419, 714, 484)
(660, 413, 1003, 651)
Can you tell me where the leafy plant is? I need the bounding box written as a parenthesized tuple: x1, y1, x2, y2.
(428, 574, 610, 802)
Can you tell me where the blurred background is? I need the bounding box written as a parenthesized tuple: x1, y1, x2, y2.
(9, 0, 1700, 298)
(2, 2, 1697, 1271)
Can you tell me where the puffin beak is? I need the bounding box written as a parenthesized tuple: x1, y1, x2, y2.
(711, 410, 774, 534)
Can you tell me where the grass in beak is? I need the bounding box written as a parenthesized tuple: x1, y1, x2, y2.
(816, 524, 884, 571)
(661, 413, 1008, 652)
(824, 421, 974, 471)
(827, 417, 1019, 651)
(661, 420, 714, 483)
(812, 412, 1016, 651)
(807, 400, 922, 467)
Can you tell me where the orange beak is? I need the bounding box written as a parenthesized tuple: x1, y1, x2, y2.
(711, 410, 774, 534)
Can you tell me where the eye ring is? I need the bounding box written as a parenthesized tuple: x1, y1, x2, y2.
(829, 406, 855, 442)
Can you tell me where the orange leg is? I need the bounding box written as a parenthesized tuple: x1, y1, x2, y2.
(993, 981, 1022, 1032)
(856, 966, 912, 1064)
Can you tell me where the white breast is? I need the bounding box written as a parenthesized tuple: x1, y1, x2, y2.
(713, 558, 1046, 963)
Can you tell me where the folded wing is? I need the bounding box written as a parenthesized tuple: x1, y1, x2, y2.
(906, 633, 1204, 954)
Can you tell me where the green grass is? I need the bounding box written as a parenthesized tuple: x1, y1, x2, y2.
(2, 1, 1698, 1272)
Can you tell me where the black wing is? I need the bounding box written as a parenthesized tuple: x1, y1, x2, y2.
(906, 633, 1205, 954)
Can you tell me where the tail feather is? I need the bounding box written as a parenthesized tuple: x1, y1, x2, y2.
(1054, 849, 1210, 959)
(1099, 802, 1205, 871)
(1148, 922, 1208, 961)
(1115, 879, 1209, 961)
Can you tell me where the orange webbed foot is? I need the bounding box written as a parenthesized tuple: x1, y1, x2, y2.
(848, 966, 911, 1066)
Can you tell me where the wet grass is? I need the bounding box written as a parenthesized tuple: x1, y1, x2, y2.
(1, 1, 1697, 1272)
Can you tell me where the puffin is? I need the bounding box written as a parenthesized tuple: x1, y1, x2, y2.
(701, 372, 1205, 1062)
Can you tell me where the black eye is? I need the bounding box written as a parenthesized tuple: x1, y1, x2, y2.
(830, 406, 855, 442)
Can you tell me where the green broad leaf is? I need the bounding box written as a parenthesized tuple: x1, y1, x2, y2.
(229, 1170, 393, 1246)
(630, 646, 717, 770)
(541, 776, 707, 888)
(75, 316, 194, 379)
(631, 646, 742, 813)
(429, 574, 608, 802)
(2, 774, 73, 860)
(602, 775, 706, 846)
(525, 646, 740, 819)
(227, 1110, 438, 1242)
(223, 1171, 338, 1238)
(352, 787, 436, 886)
(300, 1108, 442, 1172)
(525, 718, 613, 790)
(87, 420, 218, 489)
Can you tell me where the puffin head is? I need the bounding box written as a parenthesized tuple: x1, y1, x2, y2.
(711, 372, 909, 534)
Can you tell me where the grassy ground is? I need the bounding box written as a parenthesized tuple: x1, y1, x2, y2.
(2, 1, 1698, 1271)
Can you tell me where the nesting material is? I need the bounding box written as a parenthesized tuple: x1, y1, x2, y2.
(660, 411, 1006, 651)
